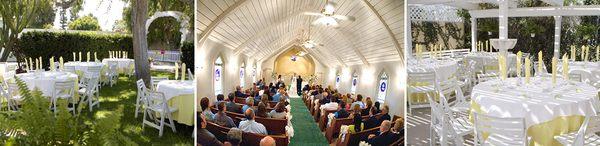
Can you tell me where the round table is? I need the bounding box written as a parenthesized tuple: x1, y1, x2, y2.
(407, 58, 458, 80)
(471, 77, 599, 145)
(64, 62, 104, 72)
(558, 61, 600, 84)
(156, 80, 195, 126)
(102, 58, 134, 74)
(464, 52, 516, 73)
(16, 71, 79, 97)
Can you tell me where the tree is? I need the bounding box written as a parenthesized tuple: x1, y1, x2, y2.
(28, 0, 55, 28)
(132, 0, 151, 87)
(55, 0, 83, 30)
(68, 14, 101, 31)
(0, 0, 52, 61)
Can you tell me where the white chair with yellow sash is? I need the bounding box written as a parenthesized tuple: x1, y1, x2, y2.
(407, 71, 436, 114)
(473, 111, 528, 146)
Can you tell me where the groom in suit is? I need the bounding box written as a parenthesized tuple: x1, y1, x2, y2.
(296, 75, 303, 96)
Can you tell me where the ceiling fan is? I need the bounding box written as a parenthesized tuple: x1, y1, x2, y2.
(303, 0, 355, 27)
(297, 27, 323, 49)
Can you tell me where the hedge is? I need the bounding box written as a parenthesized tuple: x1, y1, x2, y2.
(17, 30, 194, 73)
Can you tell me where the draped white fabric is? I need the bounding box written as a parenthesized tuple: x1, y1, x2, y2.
(464, 52, 517, 72)
(16, 71, 78, 96)
(472, 77, 599, 127)
(156, 80, 194, 100)
(407, 58, 458, 80)
(102, 59, 134, 71)
(558, 61, 600, 84)
(64, 62, 104, 72)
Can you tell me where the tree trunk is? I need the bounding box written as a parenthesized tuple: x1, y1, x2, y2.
(133, 0, 151, 87)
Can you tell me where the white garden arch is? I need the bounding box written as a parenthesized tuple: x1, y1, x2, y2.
(146, 11, 190, 48)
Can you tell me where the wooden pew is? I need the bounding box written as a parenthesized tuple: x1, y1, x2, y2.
(232, 116, 288, 135)
(335, 127, 380, 146)
(205, 121, 289, 146)
(313, 104, 321, 122)
(324, 115, 376, 143)
(318, 108, 339, 131)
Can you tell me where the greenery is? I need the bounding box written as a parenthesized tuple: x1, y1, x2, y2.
(0, 0, 53, 61)
(181, 42, 194, 73)
(17, 31, 133, 69)
(68, 14, 102, 31)
(0, 77, 134, 145)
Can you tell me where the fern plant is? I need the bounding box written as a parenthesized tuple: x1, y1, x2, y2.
(0, 77, 136, 145)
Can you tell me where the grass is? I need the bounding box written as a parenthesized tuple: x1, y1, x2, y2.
(80, 71, 193, 145)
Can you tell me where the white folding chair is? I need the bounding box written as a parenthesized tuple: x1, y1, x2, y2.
(151, 76, 169, 90)
(142, 91, 177, 137)
(473, 112, 528, 146)
(6, 81, 22, 111)
(437, 77, 469, 114)
(477, 73, 499, 83)
(79, 76, 100, 112)
(52, 79, 76, 115)
(427, 88, 473, 146)
(407, 71, 436, 114)
(187, 68, 193, 80)
(106, 64, 118, 87)
(135, 79, 149, 118)
(64, 65, 76, 74)
(555, 115, 600, 146)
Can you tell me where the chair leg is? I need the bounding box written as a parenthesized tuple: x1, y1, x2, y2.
(168, 113, 176, 133)
(134, 97, 140, 118)
(142, 109, 147, 129)
(159, 113, 165, 137)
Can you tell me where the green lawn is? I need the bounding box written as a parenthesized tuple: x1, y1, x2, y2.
(81, 71, 193, 145)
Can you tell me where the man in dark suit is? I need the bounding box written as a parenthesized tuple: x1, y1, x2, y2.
(226, 93, 242, 113)
(197, 113, 224, 146)
(368, 120, 394, 146)
(296, 76, 303, 96)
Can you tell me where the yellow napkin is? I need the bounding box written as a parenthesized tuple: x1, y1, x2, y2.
(570, 46, 576, 61)
(516, 51, 522, 77)
(29, 58, 33, 71)
(109, 51, 112, 58)
(94, 52, 98, 62)
(525, 57, 531, 84)
(181, 63, 186, 81)
(498, 54, 506, 80)
(584, 46, 589, 62)
(175, 63, 179, 80)
(35, 58, 39, 70)
(538, 51, 543, 73)
(39, 57, 42, 70)
(562, 54, 569, 81)
(79, 52, 82, 62)
(580, 46, 585, 62)
(73, 52, 76, 61)
(552, 57, 557, 84)
(596, 46, 599, 61)
(50, 57, 55, 71)
(59, 57, 64, 70)
(87, 52, 90, 62)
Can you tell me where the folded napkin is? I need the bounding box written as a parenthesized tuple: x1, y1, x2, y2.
(73, 52, 76, 61)
(79, 52, 82, 62)
(59, 57, 64, 70)
(87, 52, 90, 62)
(181, 63, 186, 81)
(538, 51, 543, 73)
(50, 57, 55, 71)
(552, 57, 557, 84)
(562, 54, 569, 80)
(175, 63, 179, 80)
(525, 57, 531, 84)
(94, 52, 98, 62)
(570, 46, 576, 61)
(516, 51, 522, 77)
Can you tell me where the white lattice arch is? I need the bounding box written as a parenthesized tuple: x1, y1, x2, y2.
(409, 5, 463, 22)
(146, 11, 190, 48)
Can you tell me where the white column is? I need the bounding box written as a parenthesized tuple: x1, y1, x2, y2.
(406, 14, 413, 58)
(498, 0, 508, 39)
(554, 16, 561, 58)
(471, 17, 478, 52)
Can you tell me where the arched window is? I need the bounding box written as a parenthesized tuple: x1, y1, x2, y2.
(252, 64, 257, 85)
(377, 72, 389, 103)
(240, 63, 245, 88)
(214, 56, 223, 96)
(335, 74, 340, 89)
(351, 73, 358, 94)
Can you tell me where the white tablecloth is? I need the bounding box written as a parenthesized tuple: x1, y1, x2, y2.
(64, 62, 104, 72)
(464, 52, 517, 72)
(408, 58, 458, 80)
(156, 80, 194, 100)
(472, 77, 599, 127)
(16, 71, 78, 97)
(102, 58, 134, 72)
(558, 61, 600, 84)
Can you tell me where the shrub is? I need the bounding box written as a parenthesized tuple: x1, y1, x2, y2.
(180, 42, 194, 73)
(68, 15, 101, 31)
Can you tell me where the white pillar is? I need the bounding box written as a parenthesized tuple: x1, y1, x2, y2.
(406, 13, 413, 58)
(471, 17, 478, 52)
(554, 16, 562, 58)
(498, 0, 508, 39)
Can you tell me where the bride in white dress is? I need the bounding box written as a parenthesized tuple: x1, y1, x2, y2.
(288, 74, 298, 97)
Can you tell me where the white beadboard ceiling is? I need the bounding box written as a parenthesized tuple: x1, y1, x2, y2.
(197, 0, 403, 67)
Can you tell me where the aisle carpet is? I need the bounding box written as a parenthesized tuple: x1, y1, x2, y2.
(289, 98, 329, 146)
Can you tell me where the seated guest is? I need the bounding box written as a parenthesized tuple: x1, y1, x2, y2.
(200, 97, 215, 121)
(214, 102, 236, 128)
(373, 101, 382, 114)
(260, 94, 271, 108)
(226, 93, 242, 113)
(227, 128, 243, 146)
(197, 113, 224, 146)
(234, 86, 247, 98)
(256, 102, 269, 118)
(352, 94, 366, 109)
(361, 98, 373, 116)
(380, 105, 391, 122)
(260, 136, 276, 146)
(349, 104, 363, 133)
(272, 88, 284, 102)
(391, 118, 404, 141)
(269, 102, 287, 119)
(215, 94, 225, 107)
(367, 120, 394, 146)
(239, 108, 268, 135)
(334, 101, 350, 119)
(319, 91, 331, 104)
(242, 97, 255, 113)
(363, 107, 381, 129)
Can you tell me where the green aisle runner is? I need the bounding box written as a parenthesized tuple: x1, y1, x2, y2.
(289, 98, 329, 146)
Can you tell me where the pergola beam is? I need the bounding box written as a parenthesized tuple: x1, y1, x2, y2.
(470, 5, 600, 18)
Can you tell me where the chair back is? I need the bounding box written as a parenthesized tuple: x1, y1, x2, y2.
(136, 79, 148, 101)
(54, 79, 75, 98)
(151, 77, 168, 90)
(145, 91, 169, 113)
(83, 76, 99, 95)
(187, 68, 193, 80)
(86, 65, 102, 76)
(473, 112, 527, 146)
(64, 66, 76, 74)
(477, 73, 499, 83)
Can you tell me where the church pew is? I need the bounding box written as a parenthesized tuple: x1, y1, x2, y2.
(318, 108, 339, 131)
(335, 127, 380, 146)
(206, 121, 289, 146)
(324, 114, 378, 143)
(313, 104, 321, 122)
(232, 116, 288, 135)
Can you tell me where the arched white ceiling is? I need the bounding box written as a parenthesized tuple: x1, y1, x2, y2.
(197, 0, 403, 67)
